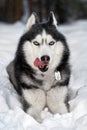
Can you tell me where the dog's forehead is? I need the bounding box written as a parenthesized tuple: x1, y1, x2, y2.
(34, 30, 54, 43)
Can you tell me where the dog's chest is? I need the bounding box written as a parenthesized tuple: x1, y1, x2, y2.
(37, 72, 56, 91)
(21, 72, 58, 91)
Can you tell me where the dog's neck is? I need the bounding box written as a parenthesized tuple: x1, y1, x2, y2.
(35, 69, 58, 85)
(34, 69, 56, 91)
(36, 68, 55, 77)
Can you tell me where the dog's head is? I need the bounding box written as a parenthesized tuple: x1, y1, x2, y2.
(19, 12, 69, 73)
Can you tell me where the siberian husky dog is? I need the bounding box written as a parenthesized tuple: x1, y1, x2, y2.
(7, 12, 71, 122)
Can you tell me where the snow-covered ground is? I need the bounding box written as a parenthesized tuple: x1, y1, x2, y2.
(0, 20, 87, 130)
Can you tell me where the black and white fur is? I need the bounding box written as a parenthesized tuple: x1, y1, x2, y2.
(7, 12, 71, 122)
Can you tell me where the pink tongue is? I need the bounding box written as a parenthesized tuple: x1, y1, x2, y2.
(34, 58, 45, 68)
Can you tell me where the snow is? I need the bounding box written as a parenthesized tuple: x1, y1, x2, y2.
(0, 20, 87, 130)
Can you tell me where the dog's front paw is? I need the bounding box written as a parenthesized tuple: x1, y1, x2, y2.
(27, 107, 43, 123)
(47, 86, 69, 114)
(41, 107, 52, 120)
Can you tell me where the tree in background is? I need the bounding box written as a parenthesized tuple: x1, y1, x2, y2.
(0, 0, 87, 23)
(0, 0, 22, 22)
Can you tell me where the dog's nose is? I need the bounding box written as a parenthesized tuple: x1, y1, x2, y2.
(41, 55, 50, 62)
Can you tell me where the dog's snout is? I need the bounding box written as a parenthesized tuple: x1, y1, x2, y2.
(41, 55, 50, 62)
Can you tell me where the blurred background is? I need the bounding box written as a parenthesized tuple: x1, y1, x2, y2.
(0, 0, 87, 24)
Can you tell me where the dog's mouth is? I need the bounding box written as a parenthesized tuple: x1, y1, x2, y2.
(39, 64, 48, 72)
(34, 58, 49, 72)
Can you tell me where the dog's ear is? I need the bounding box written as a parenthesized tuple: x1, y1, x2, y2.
(48, 12, 57, 25)
(26, 12, 39, 32)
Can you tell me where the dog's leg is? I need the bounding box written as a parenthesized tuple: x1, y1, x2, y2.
(22, 89, 46, 122)
(47, 86, 69, 114)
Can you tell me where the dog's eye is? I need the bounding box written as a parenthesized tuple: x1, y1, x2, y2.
(49, 41, 55, 46)
(33, 41, 40, 46)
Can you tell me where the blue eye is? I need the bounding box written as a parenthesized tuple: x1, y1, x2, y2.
(33, 41, 40, 46)
(49, 41, 55, 46)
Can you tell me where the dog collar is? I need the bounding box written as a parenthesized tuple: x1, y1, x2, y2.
(55, 71, 61, 80)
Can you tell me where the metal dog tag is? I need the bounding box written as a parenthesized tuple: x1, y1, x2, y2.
(55, 71, 61, 80)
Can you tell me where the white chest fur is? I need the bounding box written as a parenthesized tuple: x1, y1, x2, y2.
(36, 71, 56, 91)
(21, 71, 59, 91)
